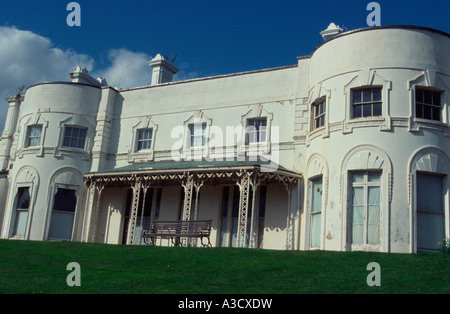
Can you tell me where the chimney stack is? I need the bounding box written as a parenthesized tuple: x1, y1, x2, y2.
(148, 54, 179, 85)
(320, 23, 343, 41)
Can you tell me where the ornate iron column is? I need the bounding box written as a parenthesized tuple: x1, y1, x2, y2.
(181, 174, 194, 221)
(138, 181, 151, 245)
(82, 182, 96, 242)
(91, 183, 105, 242)
(249, 178, 260, 248)
(237, 171, 251, 248)
(127, 179, 141, 245)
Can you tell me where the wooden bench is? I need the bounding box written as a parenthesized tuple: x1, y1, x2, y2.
(141, 219, 212, 247)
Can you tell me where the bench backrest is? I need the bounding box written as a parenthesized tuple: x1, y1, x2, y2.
(151, 220, 212, 236)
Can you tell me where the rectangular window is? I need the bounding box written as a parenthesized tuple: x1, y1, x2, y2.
(136, 129, 153, 152)
(48, 188, 77, 240)
(352, 87, 382, 118)
(13, 187, 30, 237)
(351, 171, 381, 247)
(62, 126, 87, 149)
(416, 173, 445, 251)
(188, 123, 207, 148)
(415, 88, 442, 121)
(312, 99, 326, 130)
(310, 177, 323, 248)
(246, 118, 267, 144)
(26, 125, 42, 147)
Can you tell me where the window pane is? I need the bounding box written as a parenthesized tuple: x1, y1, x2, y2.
(362, 104, 371, 117)
(368, 172, 381, 182)
(432, 107, 441, 121)
(310, 213, 321, 247)
(14, 210, 28, 237)
(28, 137, 40, 147)
(78, 128, 87, 139)
(416, 89, 423, 103)
(17, 187, 30, 209)
(53, 189, 77, 212)
(424, 90, 432, 104)
(416, 103, 423, 118)
(353, 105, 362, 118)
(311, 178, 322, 213)
(372, 102, 382, 116)
(417, 212, 444, 251)
(372, 88, 382, 101)
(367, 205, 380, 245)
(259, 127, 266, 142)
(363, 89, 372, 102)
(352, 187, 364, 244)
(433, 92, 441, 106)
(353, 90, 361, 104)
(65, 127, 73, 138)
(423, 105, 432, 120)
(352, 172, 365, 183)
(417, 174, 443, 213)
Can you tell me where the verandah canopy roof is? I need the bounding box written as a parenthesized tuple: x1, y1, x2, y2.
(83, 159, 301, 187)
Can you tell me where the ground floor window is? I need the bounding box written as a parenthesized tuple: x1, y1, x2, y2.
(219, 185, 266, 248)
(350, 171, 381, 249)
(13, 187, 30, 237)
(122, 187, 162, 245)
(416, 173, 445, 252)
(48, 188, 77, 240)
(310, 177, 322, 248)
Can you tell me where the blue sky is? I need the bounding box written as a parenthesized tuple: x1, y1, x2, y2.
(0, 0, 449, 127)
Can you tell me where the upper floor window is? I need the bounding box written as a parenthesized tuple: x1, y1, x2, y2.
(62, 126, 87, 149)
(26, 125, 42, 147)
(246, 117, 267, 144)
(415, 88, 442, 121)
(136, 128, 153, 152)
(312, 99, 326, 131)
(188, 123, 207, 148)
(352, 87, 382, 118)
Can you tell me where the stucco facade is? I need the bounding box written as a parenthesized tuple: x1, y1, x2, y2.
(0, 25, 449, 252)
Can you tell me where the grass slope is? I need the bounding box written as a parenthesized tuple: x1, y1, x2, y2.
(0, 239, 448, 294)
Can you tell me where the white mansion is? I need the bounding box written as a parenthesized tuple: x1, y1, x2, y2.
(0, 24, 449, 253)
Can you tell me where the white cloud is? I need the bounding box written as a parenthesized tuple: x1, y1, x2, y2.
(95, 48, 152, 89)
(0, 26, 203, 131)
(0, 26, 93, 129)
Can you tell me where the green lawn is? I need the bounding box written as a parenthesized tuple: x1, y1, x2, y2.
(0, 239, 448, 294)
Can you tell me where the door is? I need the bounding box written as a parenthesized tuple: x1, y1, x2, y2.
(48, 187, 77, 240)
(416, 173, 445, 252)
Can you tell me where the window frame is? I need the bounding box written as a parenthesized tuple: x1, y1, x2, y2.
(61, 125, 88, 150)
(311, 98, 326, 131)
(350, 171, 382, 250)
(187, 122, 207, 148)
(309, 176, 323, 249)
(415, 87, 442, 122)
(351, 87, 383, 119)
(12, 185, 32, 238)
(136, 128, 153, 152)
(25, 125, 43, 148)
(246, 117, 267, 145)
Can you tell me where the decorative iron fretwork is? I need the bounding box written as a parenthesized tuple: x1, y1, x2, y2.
(237, 171, 251, 248)
(127, 180, 141, 245)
